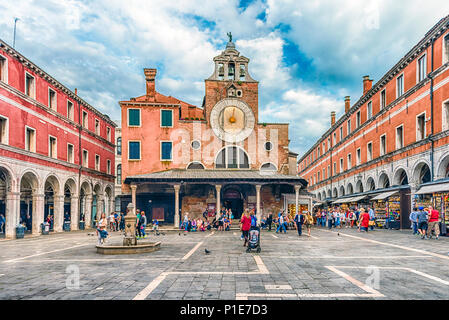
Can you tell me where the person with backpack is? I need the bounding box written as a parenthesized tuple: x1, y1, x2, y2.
(139, 211, 147, 238)
(417, 206, 428, 239)
(409, 207, 419, 235)
(276, 212, 287, 233)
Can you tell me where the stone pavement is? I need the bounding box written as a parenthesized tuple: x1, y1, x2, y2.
(0, 226, 448, 300)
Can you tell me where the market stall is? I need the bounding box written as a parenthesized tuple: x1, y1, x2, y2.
(415, 182, 449, 236)
(371, 191, 400, 229)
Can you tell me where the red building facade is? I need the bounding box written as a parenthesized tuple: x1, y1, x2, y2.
(298, 15, 449, 229)
(0, 39, 116, 238)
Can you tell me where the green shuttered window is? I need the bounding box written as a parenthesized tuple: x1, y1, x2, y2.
(128, 109, 141, 126)
(161, 110, 173, 127)
(129, 141, 140, 160)
(161, 142, 172, 160)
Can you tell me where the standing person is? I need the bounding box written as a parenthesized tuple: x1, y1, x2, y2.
(349, 209, 357, 228)
(241, 210, 251, 247)
(304, 211, 314, 237)
(417, 206, 428, 239)
(409, 207, 419, 235)
(266, 213, 273, 231)
(316, 210, 321, 227)
(322, 210, 327, 227)
(202, 208, 208, 222)
(0, 213, 5, 234)
(250, 210, 258, 229)
(335, 209, 341, 228)
(427, 206, 440, 240)
(276, 212, 287, 233)
(368, 206, 375, 231)
(119, 212, 125, 231)
(354, 206, 360, 221)
(114, 211, 119, 231)
(97, 213, 107, 245)
(358, 208, 370, 232)
(294, 210, 304, 237)
(140, 211, 147, 238)
(182, 213, 189, 233)
(327, 210, 333, 230)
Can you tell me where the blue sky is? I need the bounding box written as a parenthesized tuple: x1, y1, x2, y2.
(1, 0, 449, 156)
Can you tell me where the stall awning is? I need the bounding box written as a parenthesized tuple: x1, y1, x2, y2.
(350, 195, 369, 202)
(332, 197, 354, 204)
(371, 191, 399, 200)
(415, 182, 449, 195)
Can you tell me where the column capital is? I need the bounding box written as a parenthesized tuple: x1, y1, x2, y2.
(294, 185, 301, 192)
(130, 184, 138, 191)
(215, 185, 222, 191)
(255, 184, 262, 191)
(174, 184, 181, 192)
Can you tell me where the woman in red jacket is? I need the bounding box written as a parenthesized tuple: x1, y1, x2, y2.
(240, 210, 252, 247)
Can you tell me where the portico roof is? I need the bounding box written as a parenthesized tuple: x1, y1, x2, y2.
(124, 169, 308, 186)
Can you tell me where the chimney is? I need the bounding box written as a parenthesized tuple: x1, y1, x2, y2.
(144, 68, 157, 99)
(363, 75, 373, 95)
(75, 88, 77, 95)
(344, 96, 351, 113)
(331, 111, 336, 126)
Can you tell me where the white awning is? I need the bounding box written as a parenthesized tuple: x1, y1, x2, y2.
(371, 191, 399, 200)
(350, 195, 369, 202)
(415, 182, 449, 195)
(332, 197, 354, 204)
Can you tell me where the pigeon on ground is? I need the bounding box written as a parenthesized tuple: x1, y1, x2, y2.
(337, 232, 340, 236)
(178, 233, 181, 236)
(205, 249, 211, 255)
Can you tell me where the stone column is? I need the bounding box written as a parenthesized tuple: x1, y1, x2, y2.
(70, 196, 79, 231)
(409, 182, 419, 211)
(96, 193, 104, 221)
(174, 185, 180, 228)
(5, 192, 20, 239)
(256, 185, 261, 226)
(215, 185, 222, 216)
(130, 184, 137, 215)
(294, 185, 300, 215)
(32, 193, 45, 235)
(53, 195, 65, 232)
(85, 195, 93, 228)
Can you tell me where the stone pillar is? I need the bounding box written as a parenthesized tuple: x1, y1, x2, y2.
(85, 195, 93, 228)
(256, 185, 261, 226)
(5, 192, 20, 239)
(96, 193, 104, 221)
(130, 184, 137, 215)
(174, 185, 180, 228)
(70, 196, 79, 231)
(32, 193, 45, 235)
(294, 185, 300, 215)
(215, 185, 222, 216)
(53, 195, 65, 232)
(409, 182, 419, 211)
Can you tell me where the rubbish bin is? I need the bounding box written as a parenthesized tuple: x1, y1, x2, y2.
(63, 221, 71, 232)
(16, 225, 25, 239)
(41, 222, 50, 235)
(79, 221, 85, 230)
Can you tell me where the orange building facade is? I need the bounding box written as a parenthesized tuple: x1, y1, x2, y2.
(120, 40, 308, 226)
(298, 15, 449, 230)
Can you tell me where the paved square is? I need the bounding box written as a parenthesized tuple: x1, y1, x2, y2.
(0, 227, 448, 300)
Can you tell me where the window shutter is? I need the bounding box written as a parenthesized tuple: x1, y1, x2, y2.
(161, 142, 172, 160)
(161, 110, 172, 127)
(128, 109, 140, 126)
(129, 142, 140, 159)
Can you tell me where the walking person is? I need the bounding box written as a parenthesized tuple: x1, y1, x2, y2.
(426, 206, 440, 240)
(409, 207, 419, 235)
(358, 208, 370, 232)
(417, 206, 428, 239)
(304, 211, 313, 237)
(368, 206, 375, 231)
(294, 210, 304, 236)
(321, 210, 327, 227)
(0, 213, 5, 234)
(276, 212, 287, 233)
(241, 210, 251, 247)
(327, 210, 333, 229)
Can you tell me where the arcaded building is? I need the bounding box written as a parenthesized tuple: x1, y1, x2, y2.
(0, 39, 116, 238)
(298, 15, 449, 231)
(120, 39, 308, 226)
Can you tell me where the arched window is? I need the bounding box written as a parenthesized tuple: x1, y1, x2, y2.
(116, 164, 122, 184)
(117, 137, 122, 155)
(215, 146, 249, 169)
(260, 163, 277, 171)
(187, 162, 205, 170)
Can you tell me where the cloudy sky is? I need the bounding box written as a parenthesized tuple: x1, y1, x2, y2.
(1, 0, 449, 156)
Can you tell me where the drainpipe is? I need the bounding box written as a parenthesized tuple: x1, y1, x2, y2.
(430, 39, 435, 181)
(76, 90, 82, 226)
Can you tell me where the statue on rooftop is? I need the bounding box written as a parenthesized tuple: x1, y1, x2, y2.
(227, 32, 232, 42)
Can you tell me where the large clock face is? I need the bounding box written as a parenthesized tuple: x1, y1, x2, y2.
(210, 98, 255, 143)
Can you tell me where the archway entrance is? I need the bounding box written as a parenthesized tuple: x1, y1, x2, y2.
(20, 172, 39, 234)
(222, 187, 243, 219)
(0, 167, 12, 238)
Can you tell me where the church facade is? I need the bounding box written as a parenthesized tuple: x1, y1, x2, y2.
(119, 38, 309, 226)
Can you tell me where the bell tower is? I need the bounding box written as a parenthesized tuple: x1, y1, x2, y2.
(204, 34, 259, 125)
